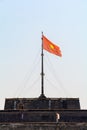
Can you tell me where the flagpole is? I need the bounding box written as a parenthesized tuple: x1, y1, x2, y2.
(41, 32, 44, 96)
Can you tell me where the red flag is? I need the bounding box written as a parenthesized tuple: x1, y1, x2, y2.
(42, 35, 62, 57)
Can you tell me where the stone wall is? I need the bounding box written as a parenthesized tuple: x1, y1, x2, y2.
(0, 110, 87, 123)
(4, 98, 80, 110)
(0, 123, 87, 130)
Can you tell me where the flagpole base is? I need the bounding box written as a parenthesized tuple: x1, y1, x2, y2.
(39, 94, 46, 99)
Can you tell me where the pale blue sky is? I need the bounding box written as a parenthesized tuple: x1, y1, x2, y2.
(0, 0, 87, 109)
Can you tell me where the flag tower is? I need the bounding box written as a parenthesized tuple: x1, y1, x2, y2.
(40, 32, 62, 97)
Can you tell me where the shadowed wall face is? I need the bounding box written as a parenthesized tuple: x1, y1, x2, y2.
(0, 97, 87, 124)
(4, 98, 80, 110)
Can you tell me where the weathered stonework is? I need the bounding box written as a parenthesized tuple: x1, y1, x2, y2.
(0, 96, 87, 130)
(0, 123, 87, 130)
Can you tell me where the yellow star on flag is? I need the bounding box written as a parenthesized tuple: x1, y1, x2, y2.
(50, 44, 54, 50)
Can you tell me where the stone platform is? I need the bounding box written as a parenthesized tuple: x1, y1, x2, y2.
(0, 96, 87, 129)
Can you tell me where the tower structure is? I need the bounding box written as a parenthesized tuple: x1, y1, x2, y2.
(0, 35, 87, 130)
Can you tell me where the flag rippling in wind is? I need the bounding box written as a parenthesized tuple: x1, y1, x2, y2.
(42, 35, 62, 57)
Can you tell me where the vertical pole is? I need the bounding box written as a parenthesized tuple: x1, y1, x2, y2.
(41, 32, 44, 96)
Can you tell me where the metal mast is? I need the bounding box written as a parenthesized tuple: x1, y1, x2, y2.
(40, 32, 45, 97)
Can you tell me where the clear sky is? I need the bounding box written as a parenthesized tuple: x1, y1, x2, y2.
(0, 0, 87, 109)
